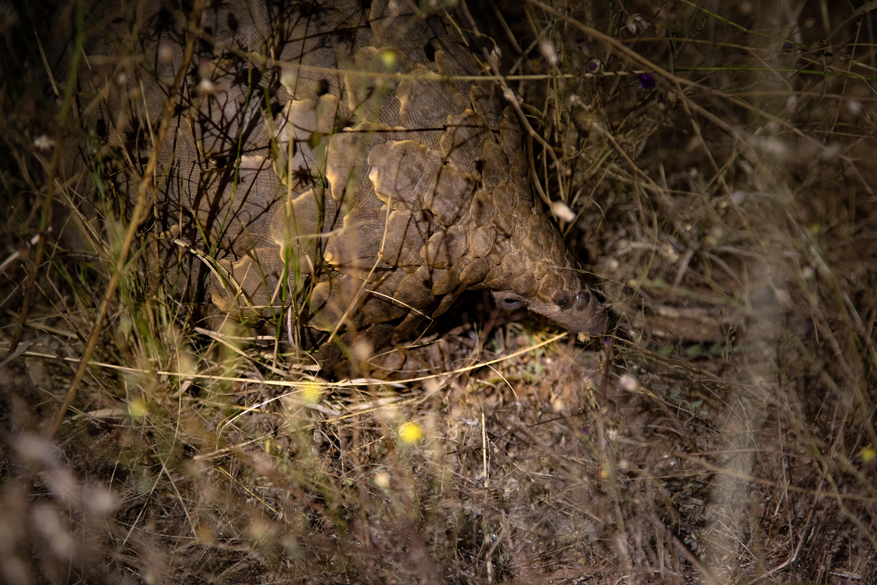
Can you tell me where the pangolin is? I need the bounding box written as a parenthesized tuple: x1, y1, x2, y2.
(59, 0, 605, 371)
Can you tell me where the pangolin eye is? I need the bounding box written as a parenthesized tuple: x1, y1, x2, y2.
(501, 297, 524, 310)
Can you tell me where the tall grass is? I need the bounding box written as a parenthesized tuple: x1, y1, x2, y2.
(1, 0, 875, 583)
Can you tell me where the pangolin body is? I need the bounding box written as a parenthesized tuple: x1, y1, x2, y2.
(60, 0, 605, 371)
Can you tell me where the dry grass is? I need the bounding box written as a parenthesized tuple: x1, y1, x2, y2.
(2, 0, 876, 583)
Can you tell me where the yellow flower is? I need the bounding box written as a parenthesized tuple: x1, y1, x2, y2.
(381, 50, 397, 70)
(301, 381, 322, 404)
(128, 397, 148, 419)
(399, 422, 423, 444)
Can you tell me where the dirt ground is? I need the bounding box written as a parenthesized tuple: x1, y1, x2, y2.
(2, 0, 876, 583)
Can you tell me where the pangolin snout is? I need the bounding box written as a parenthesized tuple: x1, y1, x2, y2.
(493, 287, 607, 335)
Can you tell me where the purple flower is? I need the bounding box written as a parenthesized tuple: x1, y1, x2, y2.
(638, 73, 656, 91)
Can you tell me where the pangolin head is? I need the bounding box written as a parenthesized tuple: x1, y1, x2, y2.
(488, 207, 607, 336)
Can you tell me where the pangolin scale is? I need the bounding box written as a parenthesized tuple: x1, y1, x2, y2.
(58, 0, 605, 372)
